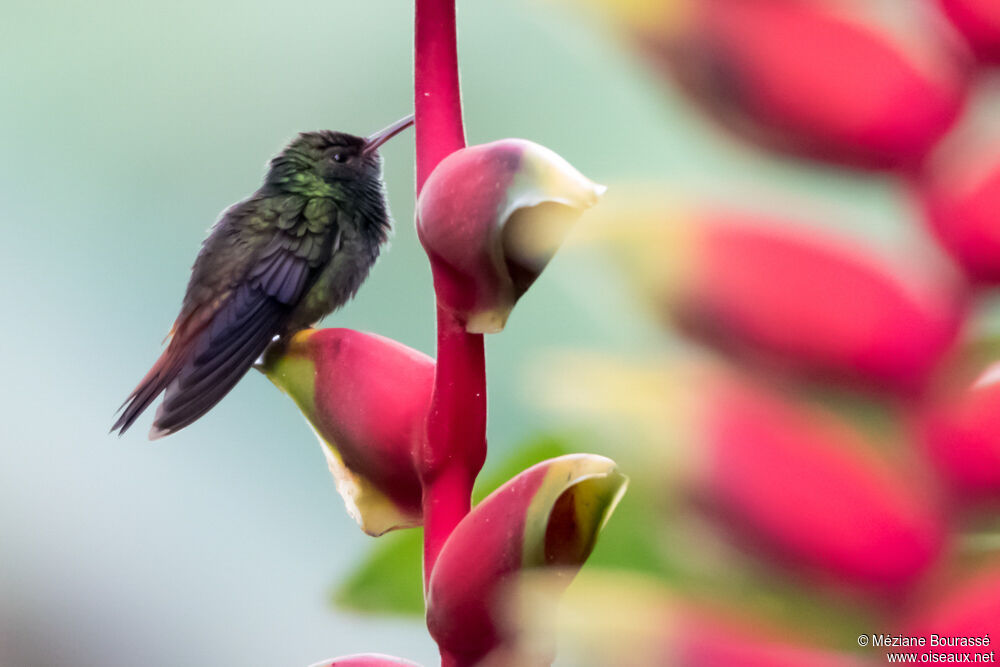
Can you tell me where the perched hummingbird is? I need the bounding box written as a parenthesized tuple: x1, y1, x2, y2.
(113, 114, 414, 439)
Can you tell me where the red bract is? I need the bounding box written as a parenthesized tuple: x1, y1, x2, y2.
(937, 0, 1000, 64)
(702, 380, 947, 591)
(310, 654, 422, 667)
(259, 328, 433, 536)
(638, 0, 968, 169)
(425, 455, 627, 666)
(920, 137, 1000, 283)
(901, 564, 1000, 660)
(676, 216, 965, 394)
(417, 139, 604, 334)
(917, 365, 1000, 499)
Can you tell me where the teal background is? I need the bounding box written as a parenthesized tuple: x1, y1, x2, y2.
(0, 1, 942, 665)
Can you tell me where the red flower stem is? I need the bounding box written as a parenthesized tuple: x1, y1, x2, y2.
(415, 0, 465, 192)
(414, 0, 485, 595)
(420, 303, 487, 581)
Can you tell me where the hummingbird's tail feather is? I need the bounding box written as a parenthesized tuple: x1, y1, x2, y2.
(111, 336, 191, 436)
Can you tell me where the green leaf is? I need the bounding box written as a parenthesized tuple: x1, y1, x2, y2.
(333, 528, 425, 616)
(332, 433, 574, 616)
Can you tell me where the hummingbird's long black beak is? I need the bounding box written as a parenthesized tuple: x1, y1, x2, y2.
(362, 114, 415, 155)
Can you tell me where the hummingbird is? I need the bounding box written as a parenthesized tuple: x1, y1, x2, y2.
(112, 114, 414, 439)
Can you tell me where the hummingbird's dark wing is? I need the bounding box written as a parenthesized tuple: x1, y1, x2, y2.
(148, 244, 313, 437)
(113, 202, 333, 438)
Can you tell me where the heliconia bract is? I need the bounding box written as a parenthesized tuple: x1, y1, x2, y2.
(900, 564, 1000, 661)
(602, 207, 965, 394)
(936, 0, 1000, 64)
(625, 0, 969, 169)
(916, 363, 1000, 499)
(919, 134, 1000, 283)
(416, 139, 605, 333)
(702, 380, 948, 591)
(683, 216, 965, 393)
(309, 654, 423, 667)
(425, 454, 627, 666)
(258, 328, 433, 536)
(536, 355, 950, 589)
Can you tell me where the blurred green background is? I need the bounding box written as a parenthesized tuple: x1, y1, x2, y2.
(0, 1, 933, 665)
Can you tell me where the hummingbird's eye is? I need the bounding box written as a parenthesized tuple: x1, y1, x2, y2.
(331, 152, 347, 163)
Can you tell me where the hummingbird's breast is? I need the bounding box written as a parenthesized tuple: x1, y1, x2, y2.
(285, 218, 382, 331)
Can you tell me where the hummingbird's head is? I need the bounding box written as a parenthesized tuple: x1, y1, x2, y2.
(265, 115, 414, 201)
